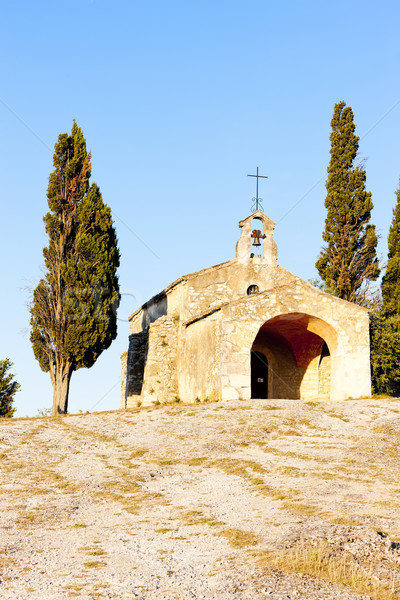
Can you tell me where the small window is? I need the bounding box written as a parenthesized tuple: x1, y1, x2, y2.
(247, 284, 259, 296)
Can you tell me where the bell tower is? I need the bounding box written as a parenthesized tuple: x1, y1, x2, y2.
(235, 210, 278, 266)
(236, 168, 278, 265)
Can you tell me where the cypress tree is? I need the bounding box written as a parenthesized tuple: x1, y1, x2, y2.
(370, 312, 400, 396)
(0, 358, 20, 418)
(316, 101, 380, 303)
(371, 180, 400, 396)
(381, 181, 400, 315)
(30, 122, 120, 415)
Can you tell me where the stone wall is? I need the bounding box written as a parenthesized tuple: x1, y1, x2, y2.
(178, 312, 221, 402)
(318, 353, 331, 399)
(120, 351, 128, 409)
(187, 282, 230, 320)
(126, 316, 179, 408)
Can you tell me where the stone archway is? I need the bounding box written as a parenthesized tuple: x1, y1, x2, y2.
(251, 313, 337, 400)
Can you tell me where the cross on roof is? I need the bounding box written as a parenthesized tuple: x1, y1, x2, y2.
(247, 167, 268, 212)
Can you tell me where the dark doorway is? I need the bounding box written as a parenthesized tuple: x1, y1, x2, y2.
(251, 351, 268, 399)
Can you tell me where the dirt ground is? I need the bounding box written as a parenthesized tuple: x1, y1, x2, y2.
(1, 397, 400, 599)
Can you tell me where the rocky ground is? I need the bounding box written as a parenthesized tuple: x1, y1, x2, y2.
(1, 397, 400, 599)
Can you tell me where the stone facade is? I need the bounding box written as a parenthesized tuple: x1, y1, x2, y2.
(121, 210, 371, 408)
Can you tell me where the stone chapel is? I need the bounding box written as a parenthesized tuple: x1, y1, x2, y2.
(121, 209, 371, 408)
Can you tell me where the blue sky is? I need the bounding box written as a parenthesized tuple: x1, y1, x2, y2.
(1, 0, 400, 416)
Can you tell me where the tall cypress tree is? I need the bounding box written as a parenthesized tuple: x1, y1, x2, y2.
(30, 122, 120, 415)
(381, 181, 400, 316)
(316, 101, 380, 303)
(371, 180, 400, 396)
(370, 311, 400, 396)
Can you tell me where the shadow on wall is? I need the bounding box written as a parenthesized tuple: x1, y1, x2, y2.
(141, 292, 167, 330)
(126, 329, 149, 396)
(125, 291, 168, 398)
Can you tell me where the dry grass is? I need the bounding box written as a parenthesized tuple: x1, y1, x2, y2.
(211, 457, 265, 480)
(58, 421, 117, 444)
(257, 539, 397, 600)
(129, 448, 149, 458)
(216, 527, 261, 548)
(282, 499, 322, 517)
(185, 456, 208, 466)
(179, 509, 210, 527)
(82, 561, 106, 569)
(328, 514, 363, 526)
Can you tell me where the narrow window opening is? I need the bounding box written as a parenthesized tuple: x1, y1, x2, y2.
(247, 285, 259, 295)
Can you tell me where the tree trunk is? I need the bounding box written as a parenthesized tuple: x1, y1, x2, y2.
(52, 364, 72, 415)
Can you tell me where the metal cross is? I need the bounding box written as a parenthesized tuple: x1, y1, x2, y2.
(247, 167, 268, 211)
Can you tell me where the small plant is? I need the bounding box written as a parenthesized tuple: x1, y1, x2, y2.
(174, 396, 181, 403)
(37, 407, 51, 417)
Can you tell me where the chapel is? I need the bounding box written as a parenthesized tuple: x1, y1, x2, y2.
(121, 206, 371, 408)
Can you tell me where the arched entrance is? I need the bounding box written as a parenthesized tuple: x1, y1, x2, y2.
(250, 313, 337, 400)
(251, 351, 268, 398)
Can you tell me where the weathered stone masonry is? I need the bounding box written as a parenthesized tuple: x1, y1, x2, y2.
(121, 210, 371, 408)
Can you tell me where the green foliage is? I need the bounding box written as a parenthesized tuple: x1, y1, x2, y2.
(372, 180, 400, 396)
(0, 358, 20, 417)
(30, 122, 120, 414)
(370, 311, 400, 397)
(316, 101, 379, 303)
(381, 182, 400, 316)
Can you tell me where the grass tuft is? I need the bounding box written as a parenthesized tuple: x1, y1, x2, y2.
(257, 540, 397, 600)
(216, 527, 261, 548)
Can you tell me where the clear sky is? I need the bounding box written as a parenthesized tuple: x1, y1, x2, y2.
(1, 0, 400, 416)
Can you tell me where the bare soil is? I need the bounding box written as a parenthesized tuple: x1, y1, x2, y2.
(1, 397, 400, 599)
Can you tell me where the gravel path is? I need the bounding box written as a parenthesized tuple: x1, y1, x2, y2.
(0, 398, 400, 599)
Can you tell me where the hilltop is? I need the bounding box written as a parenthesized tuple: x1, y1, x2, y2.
(1, 398, 400, 599)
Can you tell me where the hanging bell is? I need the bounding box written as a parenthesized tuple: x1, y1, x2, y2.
(251, 229, 262, 247)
